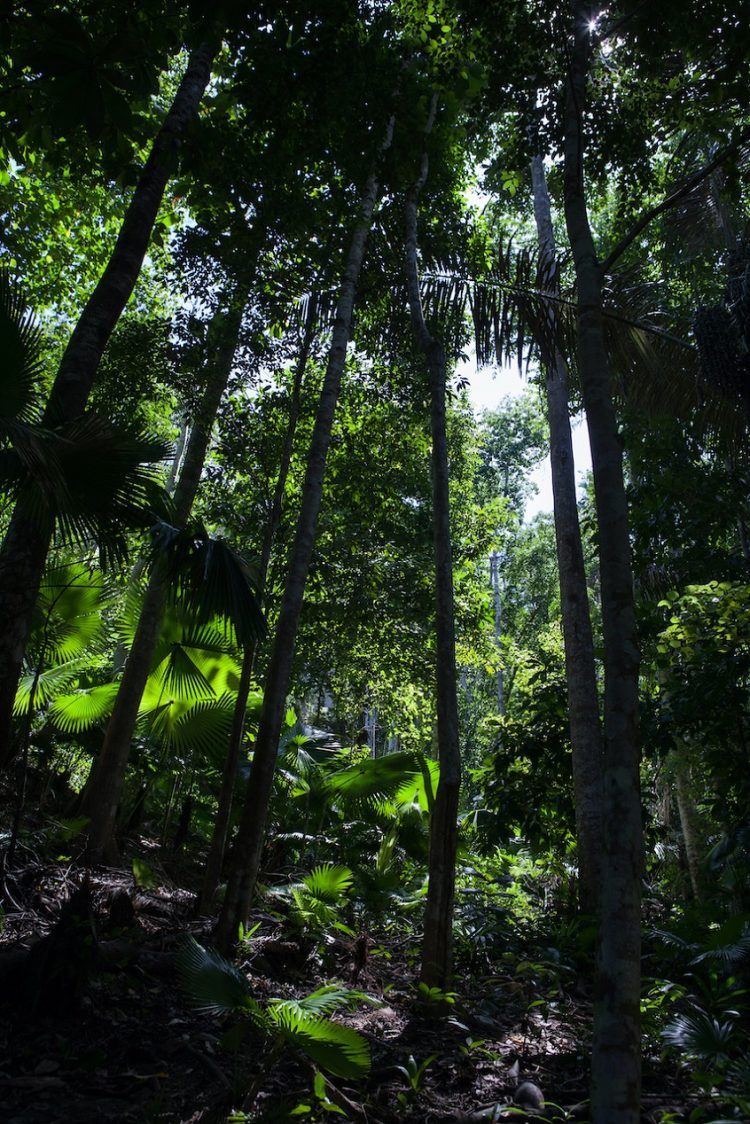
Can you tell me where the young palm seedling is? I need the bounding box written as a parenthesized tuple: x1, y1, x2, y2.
(176, 937, 371, 1111)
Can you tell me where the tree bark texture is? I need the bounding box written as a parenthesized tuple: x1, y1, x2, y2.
(197, 308, 315, 913)
(404, 97, 462, 991)
(0, 40, 219, 766)
(563, 7, 643, 1122)
(83, 293, 247, 862)
(529, 149, 604, 915)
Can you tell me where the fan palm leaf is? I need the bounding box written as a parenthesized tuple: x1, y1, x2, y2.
(321, 749, 420, 802)
(148, 519, 265, 648)
(266, 1005, 370, 1079)
(48, 682, 120, 732)
(176, 936, 265, 1021)
(0, 268, 44, 427)
(14, 658, 91, 715)
(176, 937, 371, 1079)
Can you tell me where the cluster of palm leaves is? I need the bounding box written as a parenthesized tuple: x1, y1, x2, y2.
(2, 271, 266, 833)
(176, 936, 372, 1080)
(0, 270, 171, 566)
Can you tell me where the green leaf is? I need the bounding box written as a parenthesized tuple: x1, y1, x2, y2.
(49, 682, 119, 731)
(267, 1004, 370, 1079)
(132, 856, 157, 889)
(301, 865, 353, 902)
(175, 937, 266, 1024)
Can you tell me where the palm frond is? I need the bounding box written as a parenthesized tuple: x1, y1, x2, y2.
(168, 694, 238, 758)
(2, 414, 171, 567)
(0, 269, 44, 426)
(176, 936, 265, 1022)
(267, 1004, 370, 1079)
(322, 750, 420, 802)
(663, 1008, 739, 1061)
(48, 682, 120, 732)
(301, 864, 353, 902)
(276, 985, 372, 1018)
(29, 563, 108, 664)
(14, 658, 91, 715)
(149, 520, 265, 648)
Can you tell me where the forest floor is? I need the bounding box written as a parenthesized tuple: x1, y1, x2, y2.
(0, 854, 702, 1124)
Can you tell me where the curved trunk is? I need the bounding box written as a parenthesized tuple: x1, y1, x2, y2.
(197, 311, 314, 914)
(529, 150, 604, 915)
(404, 97, 462, 991)
(83, 294, 247, 862)
(563, 7, 643, 1122)
(0, 39, 219, 765)
(215, 116, 395, 953)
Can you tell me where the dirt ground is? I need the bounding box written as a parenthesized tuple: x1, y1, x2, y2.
(0, 860, 699, 1123)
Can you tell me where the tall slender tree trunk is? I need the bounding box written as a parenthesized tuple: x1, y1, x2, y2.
(215, 117, 396, 953)
(82, 293, 247, 862)
(671, 745, 706, 902)
(197, 307, 315, 913)
(529, 149, 604, 915)
(0, 39, 220, 765)
(403, 96, 462, 991)
(563, 7, 643, 1122)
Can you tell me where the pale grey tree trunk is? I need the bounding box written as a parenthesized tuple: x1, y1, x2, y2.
(529, 149, 604, 915)
(0, 39, 220, 765)
(489, 551, 505, 716)
(197, 307, 315, 913)
(83, 292, 247, 862)
(563, 7, 643, 1122)
(215, 116, 396, 952)
(671, 746, 706, 902)
(403, 96, 462, 991)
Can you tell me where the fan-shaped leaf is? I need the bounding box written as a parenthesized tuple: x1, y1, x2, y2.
(663, 1009, 739, 1060)
(0, 269, 44, 425)
(322, 750, 419, 801)
(176, 937, 266, 1023)
(267, 1004, 370, 1079)
(49, 682, 120, 732)
(302, 864, 353, 902)
(14, 658, 90, 715)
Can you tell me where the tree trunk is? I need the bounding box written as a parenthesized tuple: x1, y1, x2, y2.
(529, 148, 604, 915)
(403, 96, 462, 991)
(562, 7, 643, 1122)
(82, 293, 247, 862)
(0, 39, 219, 765)
(215, 115, 396, 953)
(197, 308, 315, 914)
(671, 746, 706, 902)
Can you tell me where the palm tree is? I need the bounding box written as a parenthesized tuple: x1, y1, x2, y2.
(0, 271, 172, 769)
(0, 33, 221, 757)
